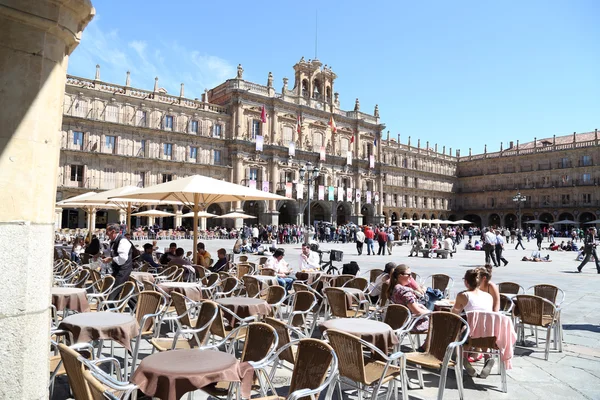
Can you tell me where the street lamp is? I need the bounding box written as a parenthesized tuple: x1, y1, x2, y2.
(299, 162, 320, 244)
(512, 192, 527, 231)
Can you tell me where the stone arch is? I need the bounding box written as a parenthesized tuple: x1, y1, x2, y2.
(421, 213, 427, 220)
(306, 200, 331, 225)
(430, 213, 436, 219)
(243, 200, 267, 225)
(362, 204, 376, 225)
(206, 203, 224, 229)
(412, 213, 419, 220)
(521, 213, 535, 226)
(504, 213, 517, 229)
(463, 214, 482, 228)
(391, 212, 398, 223)
(539, 212, 554, 226)
(579, 212, 596, 224)
(558, 212, 574, 221)
(336, 201, 352, 225)
(278, 200, 298, 225)
(488, 213, 501, 228)
(448, 214, 457, 222)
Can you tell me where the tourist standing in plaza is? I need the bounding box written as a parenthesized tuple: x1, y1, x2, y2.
(495, 230, 509, 266)
(364, 226, 375, 255)
(483, 228, 499, 267)
(535, 230, 544, 250)
(377, 226, 388, 255)
(103, 223, 133, 300)
(355, 227, 365, 255)
(577, 227, 600, 273)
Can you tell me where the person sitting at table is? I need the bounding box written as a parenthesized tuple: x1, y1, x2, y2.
(233, 238, 243, 254)
(388, 264, 429, 332)
(195, 242, 212, 268)
(298, 243, 320, 272)
(451, 268, 493, 315)
(159, 242, 177, 265)
(210, 248, 230, 273)
(408, 236, 425, 257)
(476, 265, 500, 312)
(368, 261, 395, 303)
(168, 247, 195, 277)
(71, 236, 84, 263)
(141, 243, 161, 269)
(84, 235, 101, 260)
(265, 248, 294, 291)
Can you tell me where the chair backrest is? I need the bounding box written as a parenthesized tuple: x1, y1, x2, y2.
(291, 291, 317, 327)
(343, 277, 368, 291)
(379, 281, 391, 306)
(237, 263, 252, 279)
(259, 267, 276, 276)
(411, 272, 421, 283)
(289, 339, 335, 396)
(333, 274, 354, 287)
(425, 311, 466, 362)
(90, 269, 102, 285)
(464, 311, 504, 350)
(323, 287, 348, 318)
(194, 265, 208, 280)
(241, 322, 277, 363)
(142, 281, 155, 291)
(192, 300, 219, 346)
(530, 284, 562, 305)
(498, 282, 523, 295)
(135, 290, 165, 332)
(242, 275, 261, 298)
(265, 317, 295, 364)
(514, 295, 555, 326)
(160, 265, 179, 278)
(369, 269, 384, 283)
(82, 369, 108, 400)
(203, 273, 219, 287)
(258, 256, 268, 265)
(98, 275, 115, 293)
(265, 285, 286, 305)
(499, 294, 514, 313)
(58, 343, 91, 400)
(383, 304, 411, 331)
(293, 282, 310, 293)
(210, 306, 228, 337)
(238, 255, 248, 262)
(325, 329, 367, 384)
(429, 274, 451, 292)
(171, 292, 192, 326)
(72, 269, 90, 288)
(221, 277, 238, 296)
(218, 271, 231, 280)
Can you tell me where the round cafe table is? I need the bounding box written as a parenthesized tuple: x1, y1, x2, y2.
(215, 297, 271, 326)
(58, 311, 139, 351)
(130, 271, 155, 283)
(51, 287, 90, 313)
(131, 349, 254, 400)
(295, 270, 323, 285)
(320, 318, 398, 359)
(158, 282, 203, 302)
(251, 275, 279, 289)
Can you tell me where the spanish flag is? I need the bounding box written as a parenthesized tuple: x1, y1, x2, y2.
(328, 115, 337, 133)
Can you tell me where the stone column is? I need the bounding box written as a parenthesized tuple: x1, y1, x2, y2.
(0, 1, 95, 399)
(54, 207, 63, 230)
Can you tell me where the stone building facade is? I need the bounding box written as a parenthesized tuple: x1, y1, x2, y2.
(56, 58, 599, 230)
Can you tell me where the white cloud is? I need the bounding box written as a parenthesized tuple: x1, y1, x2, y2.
(68, 16, 235, 98)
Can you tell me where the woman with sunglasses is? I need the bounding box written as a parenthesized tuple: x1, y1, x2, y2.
(388, 264, 429, 332)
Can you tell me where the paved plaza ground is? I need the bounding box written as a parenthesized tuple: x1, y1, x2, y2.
(54, 236, 600, 399)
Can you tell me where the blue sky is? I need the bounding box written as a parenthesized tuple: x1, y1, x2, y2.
(68, 0, 599, 155)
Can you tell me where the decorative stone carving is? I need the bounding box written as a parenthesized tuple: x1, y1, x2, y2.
(326, 140, 332, 153)
(374, 104, 379, 117)
(237, 64, 244, 79)
(354, 98, 360, 111)
(282, 77, 288, 92)
(267, 72, 273, 88)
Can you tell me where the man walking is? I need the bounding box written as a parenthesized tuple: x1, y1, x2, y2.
(377, 227, 388, 255)
(515, 230, 525, 250)
(103, 223, 133, 300)
(495, 230, 509, 266)
(577, 227, 600, 273)
(535, 230, 543, 251)
(355, 227, 365, 255)
(483, 228, 499, 267)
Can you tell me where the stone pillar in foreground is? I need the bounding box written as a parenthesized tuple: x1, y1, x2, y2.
(0, 1, 94, 399)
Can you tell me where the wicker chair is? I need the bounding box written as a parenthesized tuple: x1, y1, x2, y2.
(264, 317, 306, 375)
(238, 255, 249, 262)
(513, 294, 560, 359)
(368, 269, 385, 283)
(463, 310, 514, 393)
(259, 267, 277, 276)
(201, 322, 278, 398)
(243, 275, 262, 298)
(498, 281, 525, 295)
(128, 290, 169, 378)
(97, 281, 137, 312)
(82, 359, 139, 400)
(256, 285, 287, 319)
(527, 284, 565, 351)
(331, 274, 355, 288)
(86, 276, 116, 310)
(201, 273, 221, 298)
(325, 329, 407, 400)
(287, 290, 319, 336)
(258, 256, 269, 266)
(236, 263, 254, 279)
(215, 276, 242, 298)
(151, 300, 219, 351)
(323, 287, 367, 319)
(411, 272, 422, 284)
(424, 274, 454, 298)
(251, 338, 339, 400)
(342, 277, 369, 291)
(499, 294, 515, 314)
(402, 311, 469, 400)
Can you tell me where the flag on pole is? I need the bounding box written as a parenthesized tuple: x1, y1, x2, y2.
(373, 134, 377, 147)
(328, 115, 337, 133)
(296, 114, 302, 134)
(350, 132, 355, 144)
(260, 106, 267, 123)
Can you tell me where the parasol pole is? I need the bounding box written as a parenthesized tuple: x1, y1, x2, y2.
(126, 203, 132, 234)
(192, 194, 199, 264)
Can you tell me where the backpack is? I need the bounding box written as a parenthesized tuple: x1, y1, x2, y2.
(342, 261, 360, 276)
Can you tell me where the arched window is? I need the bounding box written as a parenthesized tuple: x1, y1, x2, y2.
(326, 86, 332, 102)
(340, 137, 349, 154)
(301, 79, 309, 97)
(312, 79, 322, 99)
